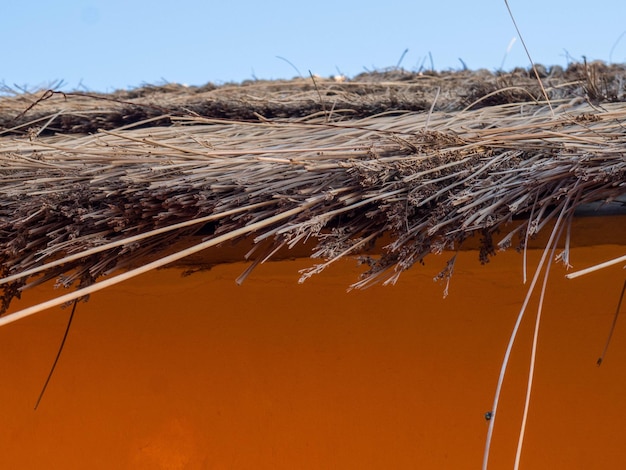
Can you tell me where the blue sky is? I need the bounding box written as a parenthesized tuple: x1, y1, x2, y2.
(2, 1, 625, 92)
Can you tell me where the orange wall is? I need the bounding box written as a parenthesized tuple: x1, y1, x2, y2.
(1, 245, 625, 469)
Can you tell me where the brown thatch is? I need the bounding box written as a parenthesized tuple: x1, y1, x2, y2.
(0, 62, 625, 318)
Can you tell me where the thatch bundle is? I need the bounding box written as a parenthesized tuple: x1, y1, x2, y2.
(1, 62, 625, 317)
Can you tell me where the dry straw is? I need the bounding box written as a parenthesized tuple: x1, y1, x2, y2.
(0, 63, 625, 323)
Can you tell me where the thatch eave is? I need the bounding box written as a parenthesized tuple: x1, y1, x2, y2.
(0, 62, 625, 317)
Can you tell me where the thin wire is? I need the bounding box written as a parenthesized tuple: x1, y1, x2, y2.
(597, 279, 626, 366)
(34, 300, 78, 410)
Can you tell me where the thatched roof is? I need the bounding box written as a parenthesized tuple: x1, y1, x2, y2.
(3, 61, 626, 134)
(1, 62, 625, 317)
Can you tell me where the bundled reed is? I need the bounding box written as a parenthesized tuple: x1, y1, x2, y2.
(0, 63, 625, 319)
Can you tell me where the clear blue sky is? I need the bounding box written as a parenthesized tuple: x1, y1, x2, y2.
(2, 1, 625, 92)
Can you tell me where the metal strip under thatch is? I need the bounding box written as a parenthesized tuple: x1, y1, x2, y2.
(0, 62, 625, 317)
